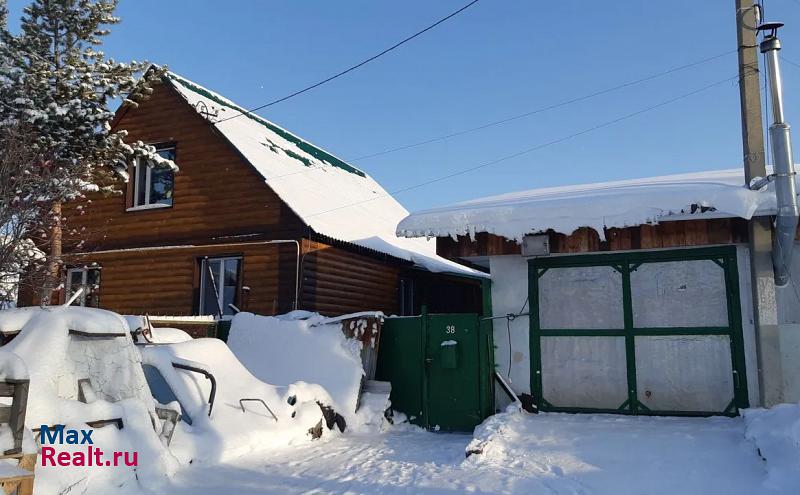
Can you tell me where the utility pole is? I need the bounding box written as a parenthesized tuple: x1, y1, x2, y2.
(735, 0, 784, 406)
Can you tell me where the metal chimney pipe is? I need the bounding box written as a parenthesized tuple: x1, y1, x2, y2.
(760, 22, 799, 286)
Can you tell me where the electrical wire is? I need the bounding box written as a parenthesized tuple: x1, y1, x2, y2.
(224, 49, 741, 186)
(504, 295, 530, 379)
(216, 0, 481, 123)
(349, 50, 736, 162)
(781, 56, 800, 69)
(306, 72, 749, 220)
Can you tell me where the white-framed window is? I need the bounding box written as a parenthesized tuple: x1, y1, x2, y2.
(199, 257, 241, 318)
(130, 146, 175, 209)
(66, 267, 101, 307)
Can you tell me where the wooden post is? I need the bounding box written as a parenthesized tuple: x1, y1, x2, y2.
(736, 0, 784, 406)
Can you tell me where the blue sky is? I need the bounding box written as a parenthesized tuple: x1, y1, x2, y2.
(7, 0, 800, 212)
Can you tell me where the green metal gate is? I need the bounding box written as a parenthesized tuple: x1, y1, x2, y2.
(529, 246, 749, 416)
(376, 312, 494, 431)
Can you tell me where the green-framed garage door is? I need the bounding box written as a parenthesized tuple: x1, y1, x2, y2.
(528, 246, 749, 416)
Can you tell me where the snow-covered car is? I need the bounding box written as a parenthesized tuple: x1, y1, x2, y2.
(0, 307, 330, 468)
(137, 337, 328, 463)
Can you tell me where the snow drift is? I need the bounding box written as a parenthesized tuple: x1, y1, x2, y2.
(743, 402, 800, 492)
(397, 168, 791, 242)
(139, 337, 326, 464)
(227, 311, 387, 431)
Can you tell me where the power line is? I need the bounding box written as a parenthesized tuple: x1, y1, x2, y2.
(349, 50, 736, 161)
(260, 50, 737, 184)
(781, 55, 800, 69)
(216, 0, 481, 123)
(307, 72, 747, 219)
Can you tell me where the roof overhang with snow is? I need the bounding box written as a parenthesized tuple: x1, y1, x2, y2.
(160, 72, 484, 278)
(397, 169, 789, 243)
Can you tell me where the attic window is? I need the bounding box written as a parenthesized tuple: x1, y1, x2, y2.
(130, 146, 175, 209)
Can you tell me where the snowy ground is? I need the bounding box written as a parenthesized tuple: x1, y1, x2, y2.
(164, 412, 776, 495)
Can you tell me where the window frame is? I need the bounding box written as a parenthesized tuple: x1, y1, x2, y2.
(65, 266, 101, 307)
(198, 256, 243, 318)
(127, 145, 176, 211)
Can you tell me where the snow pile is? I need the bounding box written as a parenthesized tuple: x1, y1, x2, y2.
(146, 327, 193, 344)
(465, 409, 771, 494)
(228, 312, 385, 431)
(397, 168, 788, 242)
(166, 73, 484, 277)
(140, 338, 325, 464)
(0, 349, 27, 381)
(124, 315, 194, 344)
(743, 402, 800, 492)
(0, 307, 178, 493)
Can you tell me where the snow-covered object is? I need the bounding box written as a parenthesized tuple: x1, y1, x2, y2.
(397, 169, 791, 242)
(0, 307, 153, 423)
(0, 424, 36, 455)
(228, 312, 383, 430)
(0, 349, 27, 381)
(743, 402, 800, 492)
(0, 307, 177, 493)
(165, 73, 483, 277)
(146, 327, 193, 344)
(139, 338, 325, 463)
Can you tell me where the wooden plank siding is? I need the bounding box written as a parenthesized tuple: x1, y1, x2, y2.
(437, 218, 751, 258)
(62, 237, 405, 317)
(61, 81, 305, 252)
(300, 240, 400, 316)
(67, 242, 298, 316)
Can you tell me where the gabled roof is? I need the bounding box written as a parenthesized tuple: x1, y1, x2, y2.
(163, 73, 483, 277)
(397, 168, 790, 242)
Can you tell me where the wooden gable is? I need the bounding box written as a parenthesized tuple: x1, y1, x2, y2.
(62, 81, 305, 252)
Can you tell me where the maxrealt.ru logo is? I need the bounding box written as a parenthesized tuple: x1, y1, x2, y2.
(39, 425, 138, 467)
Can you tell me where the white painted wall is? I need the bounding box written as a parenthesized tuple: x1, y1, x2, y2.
(735, 246, 762, 406)
(488, 255, 530, 409)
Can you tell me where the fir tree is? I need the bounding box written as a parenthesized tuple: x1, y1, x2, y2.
(0, 0, 174, 303)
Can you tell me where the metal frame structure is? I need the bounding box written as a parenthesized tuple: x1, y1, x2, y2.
(528, 246, 750, 416)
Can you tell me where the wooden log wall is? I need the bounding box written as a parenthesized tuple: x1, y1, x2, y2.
(64, 242, 297, 316)
(61, 82, 304, 252)
(300, 240, 400, 316)
(437, 218, 751, 258)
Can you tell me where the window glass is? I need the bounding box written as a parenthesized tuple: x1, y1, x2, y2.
(132, 146, 175, 208)
(149, 166, 174, 206)
(68, 270, 83, 293)
(135, 164, 147, 206)
(66, 267, 101, 307)
(222, 259, 240, 314)
(201, 259, 222, 316)
(200, 258, 240, 317)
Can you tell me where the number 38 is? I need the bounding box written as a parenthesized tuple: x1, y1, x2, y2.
(445, 325, 456, 334)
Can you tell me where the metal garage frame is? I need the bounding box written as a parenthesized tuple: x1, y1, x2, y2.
(528, 246, 749, 416)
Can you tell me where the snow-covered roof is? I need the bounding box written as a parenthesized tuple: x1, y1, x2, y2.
(397, 168, 789, 242)
(164, 73, 483, 277)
